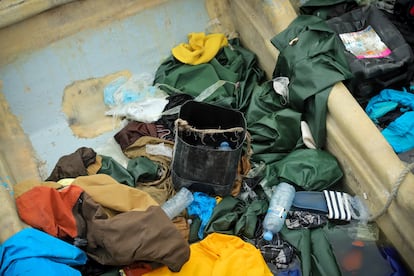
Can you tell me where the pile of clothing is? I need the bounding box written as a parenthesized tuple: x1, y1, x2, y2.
(1, 8, 407, 275)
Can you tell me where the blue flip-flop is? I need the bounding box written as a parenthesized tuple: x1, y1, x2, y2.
(293, 190, 352, 221)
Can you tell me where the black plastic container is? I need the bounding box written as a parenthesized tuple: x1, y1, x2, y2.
(171, 101, 246, 196)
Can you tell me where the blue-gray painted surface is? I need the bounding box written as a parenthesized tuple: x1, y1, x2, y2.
(0, 0, 210, 175)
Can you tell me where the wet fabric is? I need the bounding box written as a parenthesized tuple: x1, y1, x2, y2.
(16, 185, 83, 239)
(154, 38, 266, 113)
(142, 233, 273, 276)
(46, 147, 97, 181)
(262, 148, 343, 191)
(172, 32, 228, 65)
(271, 15, 353, 148)
(0, 228, 87, 276)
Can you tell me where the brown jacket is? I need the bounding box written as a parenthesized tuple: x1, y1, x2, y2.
(76, 192, 190, 271)
(16, 175, 190, 272)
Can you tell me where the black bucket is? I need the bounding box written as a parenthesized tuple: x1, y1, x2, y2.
(171, 101, 246, 196)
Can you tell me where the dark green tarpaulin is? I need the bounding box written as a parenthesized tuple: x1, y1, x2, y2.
(271, 15, 353, 148)
(264, 148, 344, 191)
(245, 81, 304, 165)
(154, 35, 346, 276)
(281, 226, 342, 276)
(98, 155, 159, 187)
(300, 0, 358, 19)
(203, 196, 268, 239)
(154, 38, 265, 112)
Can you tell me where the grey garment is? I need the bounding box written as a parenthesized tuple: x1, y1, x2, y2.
(375, 0, 396, 14)
(286, 211, 328, 229)
(398, 149, 414, 173)
(256, 233, 296, 270)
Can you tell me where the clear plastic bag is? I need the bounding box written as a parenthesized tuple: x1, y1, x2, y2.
(103, 74, 168, 123)
(346, 194, 371, 223)
(272, 77, 290, 105)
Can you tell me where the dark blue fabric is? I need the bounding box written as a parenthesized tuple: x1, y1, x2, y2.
(380, 246, 408, 276)
(0, 228, 87, 275)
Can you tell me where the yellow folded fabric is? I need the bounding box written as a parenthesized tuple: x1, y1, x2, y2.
(172, 32, 228, 65)
(143, 233, 272, 276)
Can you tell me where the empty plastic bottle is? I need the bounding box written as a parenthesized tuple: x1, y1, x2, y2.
(161, 187, 194, 219)
(263, 182, 296, 241)
(218, 141, 232, 151)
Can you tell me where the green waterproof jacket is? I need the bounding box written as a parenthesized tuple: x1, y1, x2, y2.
(154, 32, 348, 276)
(271, 15, 353, 148)
(154, 38, 265, 112)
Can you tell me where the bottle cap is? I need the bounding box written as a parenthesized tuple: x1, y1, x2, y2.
(263, 231, 273, 241)
(219, 141, 231, 150)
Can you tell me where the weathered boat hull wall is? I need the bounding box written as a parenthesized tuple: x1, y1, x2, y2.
(0, 0, 413, 271)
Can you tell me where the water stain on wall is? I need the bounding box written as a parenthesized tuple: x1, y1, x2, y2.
(61, 70, 131, 138)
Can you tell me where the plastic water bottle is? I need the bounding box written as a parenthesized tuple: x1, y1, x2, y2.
(263, 182, 296, 241)
(218, 141, 232, 150)
(161, 187, 194, 219)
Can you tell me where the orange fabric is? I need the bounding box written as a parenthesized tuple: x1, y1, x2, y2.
(16, 185, 83, 238)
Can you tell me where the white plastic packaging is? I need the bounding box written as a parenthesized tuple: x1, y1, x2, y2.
(263, 182, 296, 241)
(161, 187, 194, 219)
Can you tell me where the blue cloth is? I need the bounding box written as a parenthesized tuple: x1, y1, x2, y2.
(366, 88, 414, 121)
(103, 76, 128, 106)
(380, 246, 408, 276)
(187, 192, 217, 239)
(0, 228, 87, 276)
(365, 88, 414, 153)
